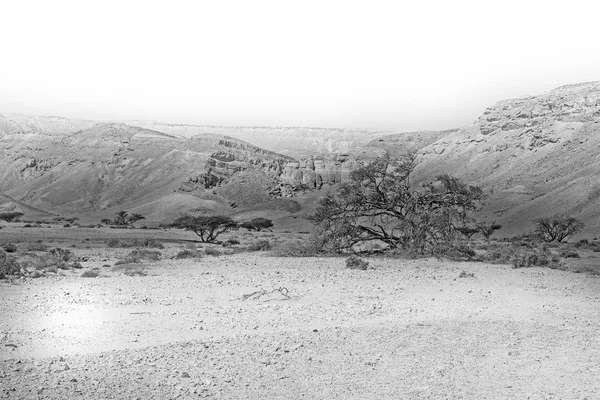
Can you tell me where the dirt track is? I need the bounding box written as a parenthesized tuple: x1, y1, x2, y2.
(1, 254, 599, 399)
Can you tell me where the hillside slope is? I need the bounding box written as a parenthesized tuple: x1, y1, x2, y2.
(0, 119, 293, 223)
(413, 81, 600, 236)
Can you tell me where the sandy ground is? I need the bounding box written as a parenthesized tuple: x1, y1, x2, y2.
(1, 253, 599, 399)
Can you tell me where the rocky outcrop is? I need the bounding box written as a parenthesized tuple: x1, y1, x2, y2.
(478, 81, 600, 144)
(279, 154, 359, 189)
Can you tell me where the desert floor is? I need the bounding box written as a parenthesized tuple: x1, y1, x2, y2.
(1, 234, 600, 400)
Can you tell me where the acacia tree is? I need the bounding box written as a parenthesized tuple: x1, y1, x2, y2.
(171, 214, 238, 242)
(476, 220, 502, 243)
(311, 152, 484, 254)
(111, 211, 145, 226)
(240, 218, 274, 232)
(0, 212, 24, 222)
(534, 215, 584, 242)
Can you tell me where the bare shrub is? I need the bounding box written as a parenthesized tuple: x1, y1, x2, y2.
(345, 255, 369, 270)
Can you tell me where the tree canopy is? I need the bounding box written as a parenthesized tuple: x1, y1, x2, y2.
(171, 214, 238, 242)
(310, 152, 484, 255)
(534, 215, 584, 242)
(240, 218, 274, 232)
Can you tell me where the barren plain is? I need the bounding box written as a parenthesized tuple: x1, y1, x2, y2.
(1, 226, 599, 399)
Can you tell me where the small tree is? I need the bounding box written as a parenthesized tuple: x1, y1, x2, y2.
(171, 214, 238, 243)
(0, 212, 24, 222)
(112, 211, 145, 226)
(240, 218, 274, 232)
(534, 215, 584, 242)
(476, 221, 502, 243)
(455, 226, 479, 242)
(114, 211, 129, 226)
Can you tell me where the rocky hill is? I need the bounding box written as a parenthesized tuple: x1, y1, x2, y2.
(413, 81, 600, 235)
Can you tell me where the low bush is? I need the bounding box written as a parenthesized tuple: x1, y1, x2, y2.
(175, 250, 202, 259)
(512, 247, 561, 269)
(26, 242, 48, 252)
(458, 270, 475, 278)
(81, 270, 100, 278)
(105, 238, 164, 249)
(3, 243, 17, 253)
(204, 248, 222, 257)
(560, 250, 580, 258)
(248, 239, 272, 252)
(345, 255, 369, 270)
(0, 250, 20, 279)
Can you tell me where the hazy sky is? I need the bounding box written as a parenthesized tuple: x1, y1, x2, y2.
(1, 0, 599, 131)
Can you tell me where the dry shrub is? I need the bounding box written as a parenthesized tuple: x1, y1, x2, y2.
(175, 249, 202, 259)
(81, 270, 100, 278)
(106, 238, 164, 249)
(204, 248, 222, 257)
(345, 255, 369, 270)
(26, 242, 48, 252)
(0, 250, 20, 279)
(512, 247, 561, 269)
(116, 249, 162, 265)
(3, 243, 17, 253)
(248, 239, 272, 252)
(560, 250, 580, 258)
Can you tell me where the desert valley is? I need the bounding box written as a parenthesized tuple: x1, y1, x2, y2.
(1, 82, 600, 399)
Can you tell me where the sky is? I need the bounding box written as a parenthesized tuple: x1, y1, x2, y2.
(1, 0, 599, 132)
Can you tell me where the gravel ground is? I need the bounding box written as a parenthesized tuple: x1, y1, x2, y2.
(1, 254, 599, 399)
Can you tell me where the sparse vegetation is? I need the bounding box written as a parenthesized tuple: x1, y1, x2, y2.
(171, 214, 238, 243)
(105, 238, 164, 249)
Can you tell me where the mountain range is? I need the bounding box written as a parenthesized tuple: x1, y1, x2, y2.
(1, 81, 599, 237)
